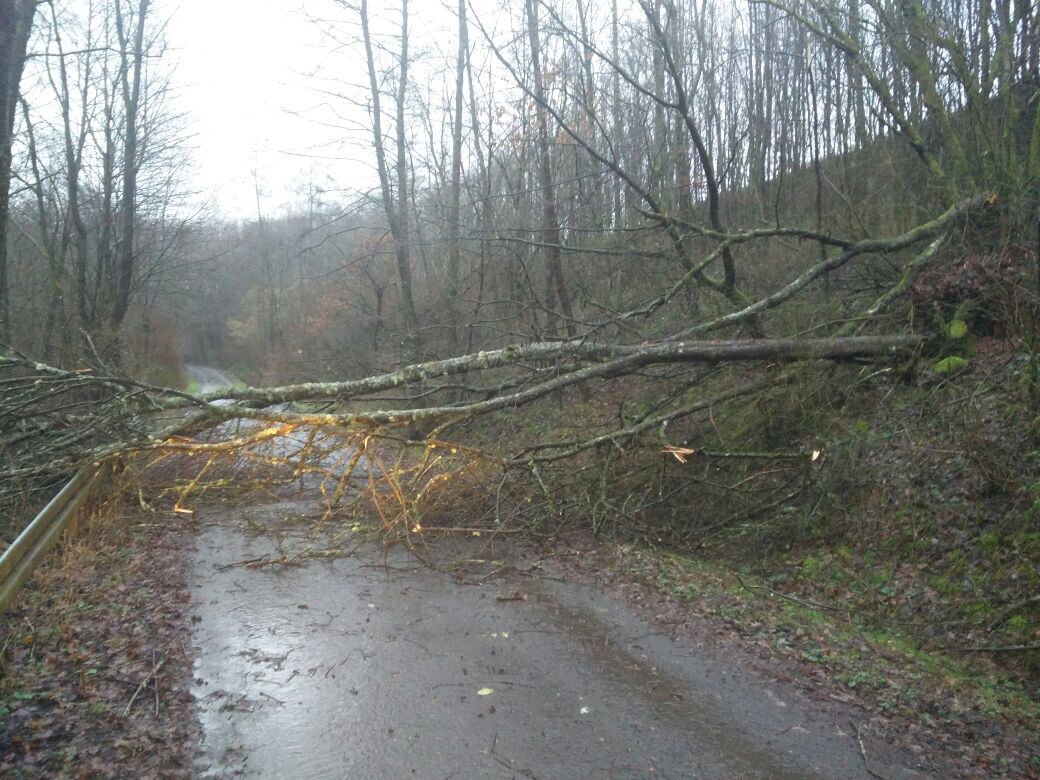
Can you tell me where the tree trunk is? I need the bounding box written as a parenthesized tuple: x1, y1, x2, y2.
(610, 0, 623, 228)
(49, 9, 95, 333)
(447, 0, 467, 356)
(360, 0, 420, 362)
(0, 0, 37, 342)
(526, 0, 576, 340)
(111, 0, 150, 337)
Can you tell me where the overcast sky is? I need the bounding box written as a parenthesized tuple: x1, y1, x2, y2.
(166, 0, 346, 218)
(165, 0, 492, 219)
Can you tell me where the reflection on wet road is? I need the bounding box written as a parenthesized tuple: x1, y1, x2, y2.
(189, 499, 918, 779)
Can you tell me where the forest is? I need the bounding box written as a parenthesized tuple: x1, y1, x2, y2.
(1, 0, 1039, 774)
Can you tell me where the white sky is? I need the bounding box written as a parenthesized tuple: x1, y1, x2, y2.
(167, 0, 349, 217)
(165, 0, 498, 219)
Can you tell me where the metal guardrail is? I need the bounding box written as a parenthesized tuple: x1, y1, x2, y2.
(0, 465, 105, 614)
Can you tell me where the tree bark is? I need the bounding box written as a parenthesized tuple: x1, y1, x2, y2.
(151, 334, 921, 412)
(360, 0, 420, 361)
(525, 0, 576, 339)
(0, 0, 37, 342)
(610, 0, 623, 228)
(447, 0, 467, 355)
(110, 0, 150, 334)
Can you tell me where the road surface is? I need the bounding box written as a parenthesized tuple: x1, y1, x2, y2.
(188, 499, 927, 779)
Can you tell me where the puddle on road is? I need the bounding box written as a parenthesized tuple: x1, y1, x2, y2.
(189, 500, 912, 779)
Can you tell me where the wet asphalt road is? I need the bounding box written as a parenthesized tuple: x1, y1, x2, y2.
(188, 499, 924, 780)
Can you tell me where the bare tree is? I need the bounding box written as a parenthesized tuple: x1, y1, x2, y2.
(109, 0, 150, 336)
(446, 0, 467, 355)
(360, 0, 421, 361)
(525, 0, 577, 339)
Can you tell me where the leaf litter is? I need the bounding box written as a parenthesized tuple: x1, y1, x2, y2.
(0, 509, 200, 777)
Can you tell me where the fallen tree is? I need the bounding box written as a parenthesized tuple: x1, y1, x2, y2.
(2, 334, 916, 467)
(1, 0, 1015, 528)
(0, 191, 994, 517)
